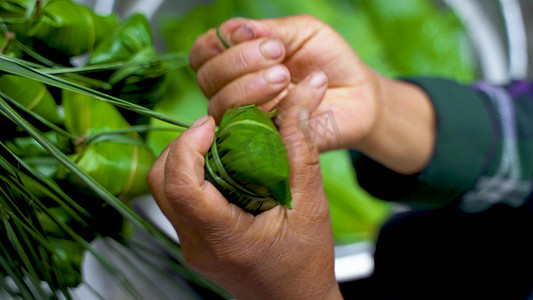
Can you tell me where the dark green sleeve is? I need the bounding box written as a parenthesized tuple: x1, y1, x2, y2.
(351, 77, 533, 211)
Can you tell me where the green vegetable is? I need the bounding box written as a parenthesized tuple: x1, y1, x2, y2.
(205, 105, 292, 214)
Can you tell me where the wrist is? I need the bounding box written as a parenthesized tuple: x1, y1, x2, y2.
(357, 74, 436, 174)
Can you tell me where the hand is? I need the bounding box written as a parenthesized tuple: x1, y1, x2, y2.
(189, 15, 380, 153)
(190, 15, 436, 174)
(147, 75, 343, 300)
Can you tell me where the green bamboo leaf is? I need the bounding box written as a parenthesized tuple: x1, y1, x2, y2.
(0, 95, 230, 298)
(0, 0, 36, 28)
(28, 0, 120, 56)
(0, 54, 191, 128)
(205, 105, 292, 214)
(0, 90, 75, 139)
(108, 47, 168, 107)
(4, 131, 70, 157)
(0, 0, 35, 18)
(10, 39, 114, 89)
(0, 244, 35, 299)
(1, 218, 50, 299)
(0, 74, 62, 123)
(39, 52, 189, 75)
(87, 125, 183, 144)
(0, 142, 92, 221)
(72, 136, 155, 199)
(89, 13, 152, 65)
(89, 13, 168, 106)
(62, 88, 131, 137)
(31, 198, 142, 298)
(48, 237, 85, 287)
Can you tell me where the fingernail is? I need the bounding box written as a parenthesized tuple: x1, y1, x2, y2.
(190, 115, 210, 128)
(309, 71, 327, 88)
(231, 25, 254, 44)
(260, 39, 282, 59)
(264, 65, 287, 83)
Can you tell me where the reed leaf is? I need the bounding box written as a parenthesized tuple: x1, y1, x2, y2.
(0, 54, 191, 128)
(62, 88, 130, 137)
(38, 52, 189, 75)
(73, 136, 155, 199)
(24, 0, 120, 56)
(0, 142, 91, 221)
(89, 13, 152, 65)
(205, 105, 291, 214)
(0, 0, 35, 19)
(0, 74, 61, 123)
(89, 13, 168, 106)
(4, 131, 69, 157)
(0, 94, 230, 298)
(0, 90, 75, 139)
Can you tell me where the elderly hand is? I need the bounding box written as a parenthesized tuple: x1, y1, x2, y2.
(189, 15, 435, 174)
(147, 72, 343, 300)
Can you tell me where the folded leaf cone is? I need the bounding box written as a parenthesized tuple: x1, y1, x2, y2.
(62, 90, 155, 199)
(89, 13, 152, 65)
(205, 105, 292, 214)
(27, 0, 119, 55)
(72, 136, 155, 199)
(0, 74, 61, 123)
(89, 13, 167, 107)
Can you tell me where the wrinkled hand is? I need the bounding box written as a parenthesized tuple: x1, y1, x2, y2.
(190, 15, 436, 174)
(189, 15, 383, 153)
(147, 74, 342, 300)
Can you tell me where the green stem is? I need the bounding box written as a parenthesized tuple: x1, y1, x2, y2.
(216, 26, 231, 48)
(40, 53, 189, 75)
(0, 92, 77, 140)
(0, 96, 230, 298)
(0, 55, 191, 128)
(85, 125, 184, 144)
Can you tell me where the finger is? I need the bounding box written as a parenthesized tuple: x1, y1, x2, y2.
(275, 71, 327, 127)
(277, 72, 329, 211)
(196, 37, 285, 99)
(147, 142, 193, 237)
(208, 64, 290, 123)
(162, 116, 236, 229)
(190, 18, 255, 71)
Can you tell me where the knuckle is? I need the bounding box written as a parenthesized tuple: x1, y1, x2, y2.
(196, 67, 217, 97)
(234, 79, 252, 102)
(207, 101, 224, 124)
(232, 47, 251, 69)
(163, 172, 198, 203)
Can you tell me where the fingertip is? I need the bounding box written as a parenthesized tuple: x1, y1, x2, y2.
(207, 104, 223, 125)
(176, 115, 216, 156)
(230, 24, 255, 44)
(308, 71, 327, 88)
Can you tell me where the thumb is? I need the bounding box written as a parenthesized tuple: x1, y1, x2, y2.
(277, 72, 328, 211)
